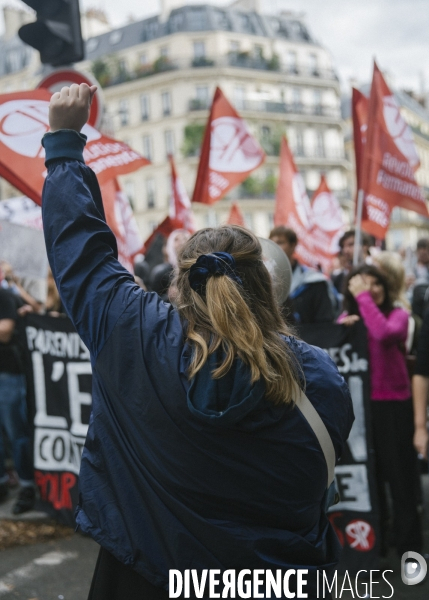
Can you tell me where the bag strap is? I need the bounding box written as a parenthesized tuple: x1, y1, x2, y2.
(295, 387, 336, 489)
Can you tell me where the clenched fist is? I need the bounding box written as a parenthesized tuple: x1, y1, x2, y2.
(49, 83, 97, 133)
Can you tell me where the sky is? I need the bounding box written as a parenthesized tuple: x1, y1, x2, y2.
(1, 0, 428, 95)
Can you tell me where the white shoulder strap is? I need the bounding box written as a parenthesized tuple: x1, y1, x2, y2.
(295, 387, 336, 489)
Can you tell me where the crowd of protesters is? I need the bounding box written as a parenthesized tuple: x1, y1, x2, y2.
(1, 225, 429, 567)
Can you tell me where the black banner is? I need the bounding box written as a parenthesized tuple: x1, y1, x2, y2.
(25, 313, 91, 526)
(298, 321, 380, 574)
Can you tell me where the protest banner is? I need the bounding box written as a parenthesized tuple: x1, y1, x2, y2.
(357, 62, 428, 239)
(192, 87, 265, 205)
(25, 313, 91, 526)
(0, 220, 48, 280)
(299, 321, 380, 574)
(0, 89, 149, 206)
(274, 137, 342, 272)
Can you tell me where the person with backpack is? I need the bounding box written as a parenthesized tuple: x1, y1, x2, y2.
(41, 83, 354, 600)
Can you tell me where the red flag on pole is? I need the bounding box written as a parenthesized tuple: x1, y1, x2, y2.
(100, 179, 144, 272)
(169, 155, 196, 233)
(359, 62, 428, 239)
(192, 87, 265, 205)
(274, 137, 330, 271)
(0, 89, 149, 205)
(142, 217, 184, 255)
(352, 88, 369, 193)
(226, 202, 245, 227)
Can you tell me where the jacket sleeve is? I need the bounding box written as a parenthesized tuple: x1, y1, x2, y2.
(356, 291, 408, 343)
(41, 130, 141, 358)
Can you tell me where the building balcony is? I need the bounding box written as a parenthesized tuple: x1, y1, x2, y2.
(188, 97, 340, 118)
(91, 54, 339, 88)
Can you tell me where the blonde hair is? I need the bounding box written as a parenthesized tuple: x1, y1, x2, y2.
(373, 251, 410, 310)
(173, 226, 302, 405)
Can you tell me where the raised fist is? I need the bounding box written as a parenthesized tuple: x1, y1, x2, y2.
(49, 83, 97, 133)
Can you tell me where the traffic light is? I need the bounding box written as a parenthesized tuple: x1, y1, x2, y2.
(18, 0, 84, 66)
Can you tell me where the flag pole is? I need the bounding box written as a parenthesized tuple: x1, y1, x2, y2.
(353, 189, 364, 266)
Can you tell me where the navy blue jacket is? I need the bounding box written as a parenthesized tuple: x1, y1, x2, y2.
(41, 130, 354, 598)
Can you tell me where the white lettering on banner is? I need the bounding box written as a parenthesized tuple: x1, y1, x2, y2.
(88, 150, 142, 174)
(382, 152, 414, 180)
(32, 352, 68, 429)
(84, 142, 124, 159)
(345, 521, 373, 550)
(67, 362, 92, 437)
(327, 343, 368, 374)
(330, 465, 371, 512)
(366, 205, 390, 228)
(31, 345, 91, 473)
(346, 376, 368, 462)
(376, 169, 424, 201)
(26, 326, 89, 359)
(34, 428, 86, 474)
(208, 171, 229, 199)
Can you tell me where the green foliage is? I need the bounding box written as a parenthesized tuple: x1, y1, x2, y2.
(241, 176, 263, 196)
(91, 59, 111, 87)
(260, 130, 282, 156)
(267, 53, 280, 71)
(182, 124, 205, 157)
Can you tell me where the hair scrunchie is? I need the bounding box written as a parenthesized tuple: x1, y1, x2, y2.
(188, 252, 243, 294)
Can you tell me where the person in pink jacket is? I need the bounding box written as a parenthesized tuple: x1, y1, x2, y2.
(338, 264, 422, 559)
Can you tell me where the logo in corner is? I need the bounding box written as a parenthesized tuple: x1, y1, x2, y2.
(401, 551, 427, 585)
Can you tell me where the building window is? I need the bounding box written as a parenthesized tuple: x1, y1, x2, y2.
(139, 53, 148, 65)
(296, 131, 304, 156)
(234, 86, 245, 110)
(193, 41, 206, 59)
(124, 181, 136, 209)
(292, 88, 302, 111)
(162, 91, 172, 116)
(195, 86, 209, 109)
(142, 135, 153, 161)
(119, 99, 129, 126)
(230, 40, 240, 52)
(165, 130, 175, 157)
(140, 94, 150, 121)
(313, 90, 322, 114)
(146, 178, 156, 209)
(160, 45, 169, 57)
(261, 125, 271, 138)
(287, 51, 297, 74)
(308, 53, 318, 76)
(316, 131, 325, 157)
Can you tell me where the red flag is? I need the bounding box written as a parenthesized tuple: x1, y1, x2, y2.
(226, 202, 245, 227)
(100, 179, 144, 272)
(311, 175, 346, 266)
(142, 217, 183, 254)
(169, 155, 196, 233)
(360, 62, 428, 239)
(274, 137, 331, 271)
(192, 87, 265, 205)
(352, 88, 369, 192)
(0, 89, 149, 206)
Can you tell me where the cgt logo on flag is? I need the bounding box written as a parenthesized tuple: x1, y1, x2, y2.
(0, 89, 149, 206)
(382, 95, 420, 169)
(210, 117, 263, 173)
(401, 552, 427, 585)
(0, 99, 101, 159)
